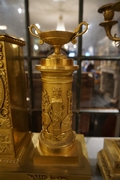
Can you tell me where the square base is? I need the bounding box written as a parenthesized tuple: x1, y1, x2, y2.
(97, 139, 120, 180)
(33, 139, 79, 165)
(0, 132, 31, 168)
(0, 133, 92, 180)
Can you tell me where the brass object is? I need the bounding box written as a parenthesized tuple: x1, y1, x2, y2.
(0, 22, 91, 179)
(28, 23, 92, 179)
(0, 133, 91, 180)
(97, 2, 120, 179)
(98, 2, 120, 44)
(0, 34, 31, 167)
(29, 22, 88, 155)
(29, 21, 88, 45)
(98, 139, 120, 180)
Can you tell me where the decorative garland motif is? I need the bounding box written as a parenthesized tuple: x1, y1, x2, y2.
(0, 133, 11, 153)
(0, 42, 11, 128)
(27, 174, 66, 180)
(99, 150, 120, 180)
(0, 135, 28, 164)
(42, 86, 73, 143)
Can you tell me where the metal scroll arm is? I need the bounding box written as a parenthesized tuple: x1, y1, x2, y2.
(98, 2, 120, 45)
(28, 24, 44, 44)
(71, 21, 89, 44)
(99, 21, 120, 42)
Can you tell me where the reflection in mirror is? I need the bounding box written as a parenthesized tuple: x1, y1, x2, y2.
(77, 113, 117, 137)
(80, 60, 120, 109)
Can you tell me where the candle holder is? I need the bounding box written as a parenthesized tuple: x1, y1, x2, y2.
(98, 2, 120, 46)
(97, 2, 120, 180)
(28, 22, 92, 179)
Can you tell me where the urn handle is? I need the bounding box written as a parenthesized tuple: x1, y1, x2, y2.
(71, 21, 89, 44)
(28, 24, 44, 44)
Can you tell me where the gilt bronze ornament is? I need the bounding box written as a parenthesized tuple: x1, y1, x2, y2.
(0, 19, 92, 180)
(0, 34, 31, 167)
(28, 22, 92, 180)
(98, 2, 120, 179)
(29, 22, 89, 156)
(98, 1, 120, 47)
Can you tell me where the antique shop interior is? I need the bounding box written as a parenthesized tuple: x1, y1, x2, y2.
(1, 0, 120, 179)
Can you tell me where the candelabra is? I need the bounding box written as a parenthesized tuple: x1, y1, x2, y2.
(98, 1, 120, 46)
(0, 21, 92, 180)
(98, 2, 120, 180)
(28, 22, 92, 180)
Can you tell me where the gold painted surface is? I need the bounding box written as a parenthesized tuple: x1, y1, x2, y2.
(29, 22, 88, 45)
(0, 128, 14, 156)
(98, 139, 120, 180)
(36, 58, 78, 154)
(29, 23, 88, 156)
(98, 2, 120, 43)
(1, 22, 91, 180)
(104, 139, 120, 174)
(5, 41, 30, 154)
(0, 34, 25, 46)
(0, 35, 31, 167)
(1, 24, 91, 179)
(38, 63, 78, 155)
(39, 77, 76, 154)
(0, 42, 11, 129)
(0, 133, 92, 180)
(34, 138, 79, 164)
(0, 132, 31, 167)
(0, 77, 4, 109)
(98, 3, 120, 178)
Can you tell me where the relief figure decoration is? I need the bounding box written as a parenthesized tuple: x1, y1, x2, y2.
(61, 89, 73, 133)
(42, 89, 52, 132)
(0, 133, 11, 154)
(48, 87, 64, 137)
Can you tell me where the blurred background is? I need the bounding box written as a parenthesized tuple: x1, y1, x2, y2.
(1, 0, 120, 137)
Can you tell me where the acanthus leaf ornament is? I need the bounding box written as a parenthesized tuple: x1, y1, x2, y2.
(0, 42, 11, 128)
